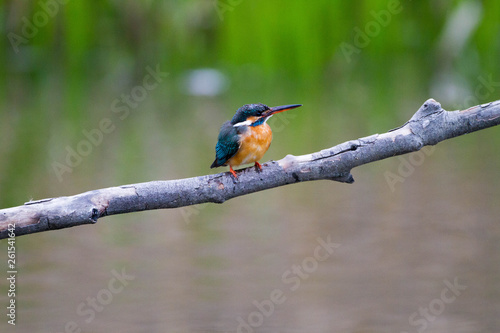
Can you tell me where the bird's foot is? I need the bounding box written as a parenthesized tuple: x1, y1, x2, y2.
(254, 162, 263, 172)
(229, 166, 238, 179)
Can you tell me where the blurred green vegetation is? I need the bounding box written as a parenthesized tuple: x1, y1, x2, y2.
(1, 0, 499, 208)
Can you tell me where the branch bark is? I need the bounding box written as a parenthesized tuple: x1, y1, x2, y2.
(1, 99, 500, 239)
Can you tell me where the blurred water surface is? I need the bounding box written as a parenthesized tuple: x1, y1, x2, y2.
(3, 110, 500, 333)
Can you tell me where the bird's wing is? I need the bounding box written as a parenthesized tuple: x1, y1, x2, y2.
(211, 121, 240, 168)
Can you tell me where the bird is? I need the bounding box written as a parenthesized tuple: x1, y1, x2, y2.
(210, 103, 302, 178)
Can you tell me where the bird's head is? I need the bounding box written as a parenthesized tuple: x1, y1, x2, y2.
(230, 103, 302, 127)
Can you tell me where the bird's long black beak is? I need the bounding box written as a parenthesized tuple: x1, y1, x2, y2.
(263, 104, 302, 117)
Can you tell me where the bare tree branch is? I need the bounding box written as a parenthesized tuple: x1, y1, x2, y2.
(1, 99, 500, 239)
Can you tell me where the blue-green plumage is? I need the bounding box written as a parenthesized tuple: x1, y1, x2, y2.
(210, 103, 302, 174)
(230, 103, 270, 125)
(211, 104, 270, 168)
(210, 121, 241, 168)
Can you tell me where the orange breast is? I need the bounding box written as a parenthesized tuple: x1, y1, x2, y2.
(227, 124, 273, 167)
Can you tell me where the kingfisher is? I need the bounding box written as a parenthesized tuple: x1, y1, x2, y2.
(210, 103, 302, 178)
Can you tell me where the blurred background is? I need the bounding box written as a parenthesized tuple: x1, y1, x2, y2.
(1, 0, 500, 332)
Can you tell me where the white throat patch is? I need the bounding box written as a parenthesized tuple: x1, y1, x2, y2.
(233, 115, 272, 128)
(233, 119, 252, 127)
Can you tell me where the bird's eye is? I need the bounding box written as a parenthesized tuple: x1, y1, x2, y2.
(260, 107, 269, 115)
